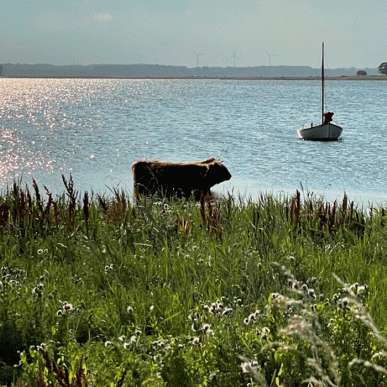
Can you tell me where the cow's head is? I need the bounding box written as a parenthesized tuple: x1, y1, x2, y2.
(204, 160, 232, 187)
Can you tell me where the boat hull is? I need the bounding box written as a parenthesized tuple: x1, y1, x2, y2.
(297, 122, 343, 141)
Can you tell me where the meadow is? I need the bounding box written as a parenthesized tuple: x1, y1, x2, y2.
(2, 176, 387, 386)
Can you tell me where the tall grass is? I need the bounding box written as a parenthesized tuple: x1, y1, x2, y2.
(1, 178, 387, 386)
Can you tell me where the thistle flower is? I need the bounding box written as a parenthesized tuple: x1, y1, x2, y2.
(291, 280, 301, 290)
(37, 343, 46, 351)
(301, 284, 308, 293)
(261, 327, 270, 340)
(161, 203, 171, 214)
(131, 335, 137, 343)
(308, 288, 316, 299)
(190, 337, 200, 346)
(349, 283, 359, 292)
(201, 323, 211, 332)
(204, 300, 228, 316)
(241, 360, 259, 374)
(32, 287, 42, 297)
(199, 323, 213, 337)
(63, 302, 74, 313)
(152, 340, 165, 348)
(357, 285, 367, 294)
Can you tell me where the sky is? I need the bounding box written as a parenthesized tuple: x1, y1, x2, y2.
(1, 0, 386, 69)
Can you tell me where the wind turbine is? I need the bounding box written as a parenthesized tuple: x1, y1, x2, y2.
(265, 50, 277, 67)
(192, 51, 205, 68)
(230, 48, 241, 67)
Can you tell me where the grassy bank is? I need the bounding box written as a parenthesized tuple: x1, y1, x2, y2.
(1, 177, 387, 386)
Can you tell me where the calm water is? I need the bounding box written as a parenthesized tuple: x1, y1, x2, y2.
(1, 78, 387, 204)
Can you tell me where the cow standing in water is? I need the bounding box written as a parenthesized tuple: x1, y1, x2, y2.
(132, 158, 232, 199)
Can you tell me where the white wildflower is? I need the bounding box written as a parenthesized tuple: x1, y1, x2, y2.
(123, 342, 130, 350)
(190, 337, 200, 346)
(308, 288, 316, 299)
(201, 323, 211, 332)
(63, 302, 74, 313)
(32, 287, 42, 297)
(241, 360, 259, 374)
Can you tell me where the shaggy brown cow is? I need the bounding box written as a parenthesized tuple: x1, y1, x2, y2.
(132, 158, 232, 199)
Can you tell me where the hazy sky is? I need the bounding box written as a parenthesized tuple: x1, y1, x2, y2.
(1, 0, 386, 69)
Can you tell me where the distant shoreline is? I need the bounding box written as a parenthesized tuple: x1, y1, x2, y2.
(1, 75, 387, 81)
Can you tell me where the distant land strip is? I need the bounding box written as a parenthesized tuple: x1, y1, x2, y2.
(1, 75, 387, 81)
(0, 63, 383, 78)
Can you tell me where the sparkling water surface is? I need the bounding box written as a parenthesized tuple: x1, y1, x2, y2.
(1, 78, 387, 204)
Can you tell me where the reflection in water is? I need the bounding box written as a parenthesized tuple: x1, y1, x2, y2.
(0, 78, 386, 205)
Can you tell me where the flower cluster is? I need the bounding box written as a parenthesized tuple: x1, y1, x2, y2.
(244, 309, 261, 325)
(151, 338, 174, 360)
(123, 335, 137, 350)
(348, 282, 368, 299)
(104, 334, 139, 350)
(161, 203, 171, 215)
(260, 327, 270, 340)
(200, 323, 214, 338)
(56, 301, 77, 316)
(289, 280, 317, 299)
(203, 300, 232, 316)
(241, 360, 259, 374)
(332, 282, 369, 310)
(189, 336, 201, 346)
(1, 266, 25, 288)
(32, 282, 44, 297)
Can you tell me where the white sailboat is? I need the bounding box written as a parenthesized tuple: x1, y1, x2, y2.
(297, 43, 343, 141)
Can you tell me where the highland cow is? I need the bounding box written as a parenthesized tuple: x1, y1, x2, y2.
(132, 158, 231, 199)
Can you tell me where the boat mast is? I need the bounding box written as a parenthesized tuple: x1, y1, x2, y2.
(321, 42, 325, 125)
